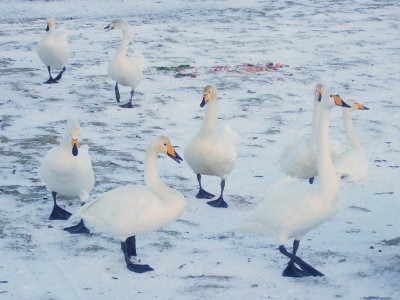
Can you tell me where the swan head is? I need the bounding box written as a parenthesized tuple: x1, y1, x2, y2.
(314, 83, 325, 102)
(344, 99, 369, 112)
(104, 19, 127, 32)
(151, 136, 183, 164)
(64, 119, 81, 157)
(200, 85, 218, 107)
(322, 89, 350, 109)
(45, 17, 55, 32)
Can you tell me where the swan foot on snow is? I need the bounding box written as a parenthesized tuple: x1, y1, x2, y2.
(309, 177, 315, 184)
(207, 196, 228, 208)
(53, 66, 66, 81)
(121, 239, 153, 273)
(196, 188, 215, 199)
(64, 219, 90, 234)
(49, 191, 72, 220)
(119, 101, 133, 108)
(282, 262, 307, 277)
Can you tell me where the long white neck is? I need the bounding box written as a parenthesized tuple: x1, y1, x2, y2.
(343, 110, 361, 149)
(116, 26, 130, 57)
(317, 107, 339, 192)
(200, 98, 217, 134)
(144, 149, 169, 196)
(310, 100, 320, 149)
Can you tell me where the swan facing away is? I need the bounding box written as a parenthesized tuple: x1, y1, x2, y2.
(279, 84, 342, 184)
(37, 17, 69, 84)
(335, 100, 369, 182)
(240, 90, 350, 277)
(105, 19, 144, 108)
(78, 136, 185, 273)
(40, 119, 95, 234)
(184, 85, 238, 208)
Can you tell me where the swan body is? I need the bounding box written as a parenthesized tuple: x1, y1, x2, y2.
(79, 136, 185, 273)
(279, 84, 342, 183)
(40, 119, 95, 222)
(37, 17, 69, 83)
(105, 19, 144, 108)
(241, 89, 350, 277)
(335, 100, 369, 182)
(184, 85, 238, 208)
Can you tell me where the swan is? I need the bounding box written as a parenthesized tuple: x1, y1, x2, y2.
(184, 85, 238, 208)
(335, 100, 369, 182)
(105, 19, 144, 108)
(279, 84, 342, 184)
(78, 136, 185, 273)
(37, 17, 69, 84)
(240, 89, 350, 277)
(40, 119, 95, 234)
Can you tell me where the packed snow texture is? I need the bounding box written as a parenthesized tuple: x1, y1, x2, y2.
(0, 0, 399, 299)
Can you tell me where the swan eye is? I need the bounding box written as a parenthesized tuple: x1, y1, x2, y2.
(164, 143, 167, 146)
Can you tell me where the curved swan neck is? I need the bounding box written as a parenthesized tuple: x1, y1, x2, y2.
(310, 101, 320, 149)
(317, 107, 339, 190)
(200, 97, 217, 134)
(144, 148, 168, 194)
(343, 110, 361, 148)
(116, 25, 130, 56)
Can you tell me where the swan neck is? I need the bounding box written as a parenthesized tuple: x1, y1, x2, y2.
(116, 26, 130, 56)
(317, 107, 339, 190)
(144, 148, 168, 194)
(200, 98, 217, 134)
(310, 101, 320, 149)
(343, 111, 361, 148)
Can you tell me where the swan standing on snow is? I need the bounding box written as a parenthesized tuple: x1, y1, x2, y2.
(37, 17, 69, 84)
(335, 100, 369, 182)
(40, 119, 95, 234)
(105, 20, 144, 108)
(240, 90, 350, 277)
(279, 84, 342, 184)
(78, 136, 185, 273)
(184, 85, 238, 208)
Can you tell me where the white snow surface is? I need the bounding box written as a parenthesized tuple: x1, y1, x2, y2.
(0, 0, 399, 299)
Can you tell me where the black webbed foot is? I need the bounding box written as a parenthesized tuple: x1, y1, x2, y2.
(207, 197, 228, 208)
(119, 101, 133, 108)
(309, 177, 314, 184)
(64, 219, 90, 234)
(44, 77, 58, 84)
(54, 67, 66, 81)
(126, 262, 154, 273)
(49, 204, 72, 220)
(196, 188, 215, 199)
(282, 262, 306, 277)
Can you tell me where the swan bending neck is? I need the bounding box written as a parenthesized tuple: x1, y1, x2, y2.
(200, 99, 217, 134)
(343, 111, 361, 148)
(144, 150, 169, 195)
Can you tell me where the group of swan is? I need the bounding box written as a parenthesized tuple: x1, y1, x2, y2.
(37, 18, 143, 108)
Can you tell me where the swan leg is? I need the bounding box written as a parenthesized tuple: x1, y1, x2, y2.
(114, 82, 120, 103)
(207, 180, 228, 208)
(309, 177, 315, 184)
(121, 238, 153, 273)
(49, 191, 72, 220)
(63, 219, 90, 234)
(279, 242, 324, 277)
(195, 174, 215, 199)
(282, 240, 305, 277)
(119, 89, 134, 108)
(54, 66, 66, 82)
(124, 236, 137, 258)
(44, 66, 57, 84)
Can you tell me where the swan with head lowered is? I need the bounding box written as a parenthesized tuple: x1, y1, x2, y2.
(240, 89, 350, 277)
(184, 85, 238, 208)
(335, 99, 369, 182)
(37, 17, 69, 84)
(78, 136, 185, 273)
(40, 119, 95, 234)
(279, 84, 342, 184)
(105, 19, 144, 108)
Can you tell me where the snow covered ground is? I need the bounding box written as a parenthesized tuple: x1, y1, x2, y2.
(1, 0, 399, 299)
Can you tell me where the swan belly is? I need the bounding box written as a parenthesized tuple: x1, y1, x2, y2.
(108, 56, 143, 88)
(40, 147, 95, 199)
(37, 36, 68, 67)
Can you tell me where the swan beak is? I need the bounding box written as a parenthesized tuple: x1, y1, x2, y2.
(71, 139, 79, 156)
(331, 95, 350, 108)
(357, 103, 369, 110)
(104, 24, 112, 32)
(167, 145, 183, 163)
(316, 91, 323, 102)
(200, 94, 209, 107)
(46, 23, 50, 31)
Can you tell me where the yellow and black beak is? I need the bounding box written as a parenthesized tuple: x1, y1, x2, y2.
(46, 22, 52, 32)
(167, 145, 183, 163)
(200, 94, 209, 108)
(71, 139, 79, 156)
(331, 95, 350, 108)
(316, 90, 323, 102)
(357, 103, 369, 110)
(104, 24, 112, 32)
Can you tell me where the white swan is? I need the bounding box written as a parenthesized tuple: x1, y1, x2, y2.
(40, 119, 95, 234)
(279, 84, 342, 184)
(240, 90, 350, 277)
(105, 19, 144, 108)
(37, 17, 69, 84)
(335, 100, 369, 182)
(78, 136, 185, 273)
(184, 85, 238, 208)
